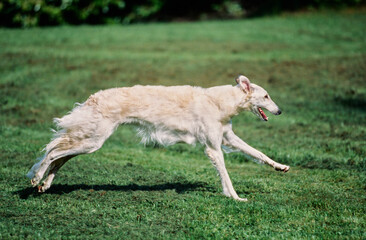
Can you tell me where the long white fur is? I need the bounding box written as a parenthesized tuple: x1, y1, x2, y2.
(27, 75, 290, 201)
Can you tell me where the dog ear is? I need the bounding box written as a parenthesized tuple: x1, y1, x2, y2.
(235, 75, 251, 93)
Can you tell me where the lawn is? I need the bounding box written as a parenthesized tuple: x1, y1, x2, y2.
(0, 9, 365, 239)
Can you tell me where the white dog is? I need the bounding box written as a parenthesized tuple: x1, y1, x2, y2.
(27, 75, 289, 201)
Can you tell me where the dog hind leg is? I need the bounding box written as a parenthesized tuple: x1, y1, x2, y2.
(29, 132, 113, 190)
(27, 111, 118, 191)
(37, 156, 71, 192)
(28, 137, 94, 187)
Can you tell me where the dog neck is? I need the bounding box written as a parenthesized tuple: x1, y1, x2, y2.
(205, 85, 251, 122)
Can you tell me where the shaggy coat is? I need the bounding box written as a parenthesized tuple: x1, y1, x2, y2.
(27, 75, 289, 201)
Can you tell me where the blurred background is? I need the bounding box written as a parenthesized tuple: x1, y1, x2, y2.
(0, 0, 364, 27)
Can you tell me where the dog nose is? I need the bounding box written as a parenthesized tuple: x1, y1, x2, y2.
(277, 109, 282, 115)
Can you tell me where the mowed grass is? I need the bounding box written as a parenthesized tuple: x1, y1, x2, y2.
(1, 9, 366, 239)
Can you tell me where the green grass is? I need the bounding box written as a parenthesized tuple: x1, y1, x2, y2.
(1, 9, 366, 239)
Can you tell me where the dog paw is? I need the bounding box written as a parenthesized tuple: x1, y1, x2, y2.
(37, 183, 51, 193)
(235, 197, 248, 202)
(274, 164, 290, 172)
(31, 178, 39, 187)
(37, 184, 50, 193)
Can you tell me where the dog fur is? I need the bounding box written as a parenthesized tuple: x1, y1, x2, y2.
(27, 75, 289, 201)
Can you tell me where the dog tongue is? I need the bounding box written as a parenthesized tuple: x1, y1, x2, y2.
(258, 107, 268, 121)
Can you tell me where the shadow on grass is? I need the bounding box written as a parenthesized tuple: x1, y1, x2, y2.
(15, 182, 213, 199)
(334, 94, 366, 110)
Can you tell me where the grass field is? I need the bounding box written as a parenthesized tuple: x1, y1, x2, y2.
(1, 9, 366, 239)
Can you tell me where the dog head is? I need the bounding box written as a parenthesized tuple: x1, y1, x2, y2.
(236, 75, 281, 121)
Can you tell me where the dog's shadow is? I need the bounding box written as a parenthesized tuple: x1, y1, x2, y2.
(15, 182, 213, 199)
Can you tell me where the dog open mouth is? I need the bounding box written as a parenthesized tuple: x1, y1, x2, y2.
(258, 107, 268, 121)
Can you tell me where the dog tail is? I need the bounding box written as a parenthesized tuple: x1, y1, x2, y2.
(26, 155, 44, 179)
(54, 102, 89, 131)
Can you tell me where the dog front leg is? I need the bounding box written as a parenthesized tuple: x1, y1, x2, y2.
(205, 147, 247, 202)
(223, 130, 290, 172)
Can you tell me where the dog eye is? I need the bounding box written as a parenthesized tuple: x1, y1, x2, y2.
(264, 95, 269, 99)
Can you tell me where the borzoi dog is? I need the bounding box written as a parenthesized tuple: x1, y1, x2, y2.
(27, 75, 289, 201)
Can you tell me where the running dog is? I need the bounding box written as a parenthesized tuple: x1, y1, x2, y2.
(27, 75, 290, 201)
